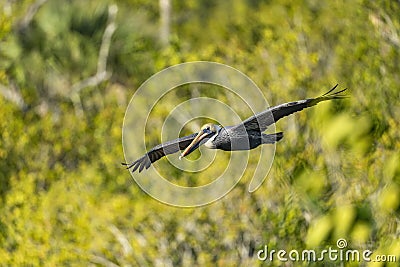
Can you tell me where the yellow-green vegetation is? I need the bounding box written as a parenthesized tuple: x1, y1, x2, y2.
(1, 0, 399, 266)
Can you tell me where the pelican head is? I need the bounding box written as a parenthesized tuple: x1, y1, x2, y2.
(179, 123, 219, 159)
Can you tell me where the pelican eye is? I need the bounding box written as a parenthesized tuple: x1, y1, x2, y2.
(202, 125, 211, 131)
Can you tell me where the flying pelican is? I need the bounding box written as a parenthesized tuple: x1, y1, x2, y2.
(123, 84, 347, 173)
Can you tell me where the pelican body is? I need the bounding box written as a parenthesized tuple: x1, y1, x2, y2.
(123, 85, 347, 173)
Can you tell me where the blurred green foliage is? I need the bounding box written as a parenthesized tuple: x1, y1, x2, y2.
(0, 0, 399, 266)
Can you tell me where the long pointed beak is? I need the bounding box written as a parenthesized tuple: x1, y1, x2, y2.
(179, 129, 212, 159)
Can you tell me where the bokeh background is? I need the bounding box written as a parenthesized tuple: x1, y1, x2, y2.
(0, 0, 399, 266)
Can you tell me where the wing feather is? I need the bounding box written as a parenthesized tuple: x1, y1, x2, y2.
(123, 133, 198, 173)
(237, 84, 347, 132)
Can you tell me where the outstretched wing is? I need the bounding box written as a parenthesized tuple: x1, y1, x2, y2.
(122, 133, 198, 173)
(238, 84, 347, 132)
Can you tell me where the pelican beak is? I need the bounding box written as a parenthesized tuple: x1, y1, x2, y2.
(179, 129, 213, 159)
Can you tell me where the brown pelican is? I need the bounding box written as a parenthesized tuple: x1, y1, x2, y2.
(123, 84, 347, 173)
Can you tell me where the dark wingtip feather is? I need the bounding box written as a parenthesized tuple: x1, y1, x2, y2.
(332, 87, 348, 95)
(132, 165, 140, 173)
(145, 159, 152, 169)
(320, 84, 349, 99)
(140, 166, 145, 172)
(307, 85, 348, 107)
(121, 162, 131, 169)
(321, 84, 339, 96)
(122, 159, 140, 171)
(139, 159, 147, 172)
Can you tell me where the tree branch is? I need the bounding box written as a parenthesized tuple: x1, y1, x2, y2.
(159, 0, 171, 46)
(71, 4, 118, 116)
(90, 254, 120, 267)
(18, 0, 49, 29)
(108, 224, 133, 257)
(0, 83, 27, 110)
